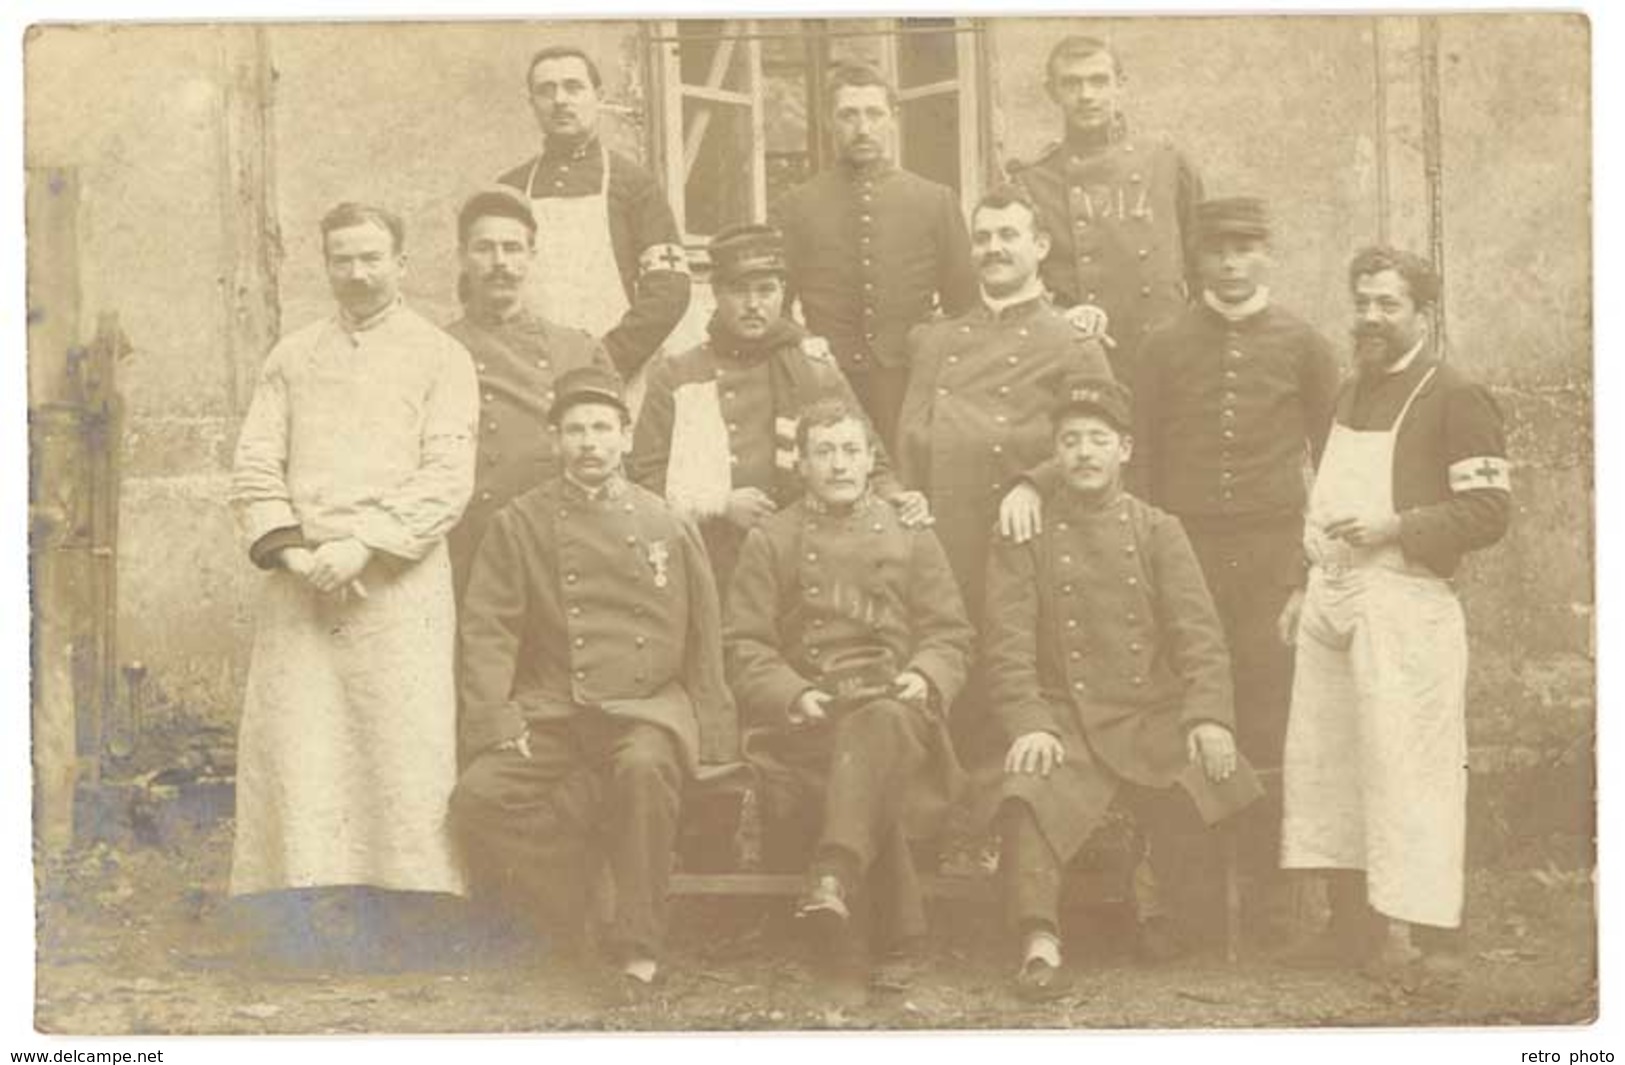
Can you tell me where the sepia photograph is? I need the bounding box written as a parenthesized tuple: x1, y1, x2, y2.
(14, 0, 1603, 1052)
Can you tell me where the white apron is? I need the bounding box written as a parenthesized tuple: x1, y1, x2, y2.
(1281, 366, 1469, 928)
(525, 145, 647, 418)
(230, 546, 467, 897)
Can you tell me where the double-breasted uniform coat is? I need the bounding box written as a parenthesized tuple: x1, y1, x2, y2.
(1010, 122, 1202, 382)
(984, 485, 1256, 936)
(896, 294, 1111, 628)
(450, 473, 735, 958)
(725, 493, 974, 943)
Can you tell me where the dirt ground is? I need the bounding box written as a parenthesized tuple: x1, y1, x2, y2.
(33, 820, 1596, 1035)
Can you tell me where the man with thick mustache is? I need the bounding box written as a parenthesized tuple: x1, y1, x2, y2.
(774, 64, 978, 449)
(451, 367, 735, 998)
(631, 223, 922, 595)
(229, 202, 477, 959)
(497, 45, 689, 393)
(895, 184, 1110, 758)
(1278, 247, 1510, 977)
(1008, 36, 1203, 384)
(444, 187, 617, 597)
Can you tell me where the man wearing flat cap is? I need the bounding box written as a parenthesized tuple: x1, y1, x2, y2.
(724, 396, 973, 984)
(1129, 196, 1339, 943)
(774, 64, 978, 451)
(631, 222, 925, 596)
(444, 186, 619, 598)
(450, 366, 735, 996)
(982, 373, 1254, 998)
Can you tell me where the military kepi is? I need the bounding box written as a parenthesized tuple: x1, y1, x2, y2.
(549, 365, 628, 423)
(1194, 196, 1270, 242)
(709, 223, 786, 284)
(1054, 373, 1132, 432)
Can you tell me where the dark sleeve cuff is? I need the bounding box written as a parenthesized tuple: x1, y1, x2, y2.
(248, 526, 305, 570)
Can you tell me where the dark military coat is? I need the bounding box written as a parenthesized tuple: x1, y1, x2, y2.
(458, 474, 736, 772)
(776, 161, 978, 375)
(1131, 301, 1339, 521)
(982, 487, 1240, 858)
(1010, 122, 1202, 380)
(896, 294, 1110, 622)
(444, 309, 615, 596)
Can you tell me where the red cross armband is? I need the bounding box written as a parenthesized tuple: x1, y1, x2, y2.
(638, 242, 691, 276)
(1448, 455, 1512, 494)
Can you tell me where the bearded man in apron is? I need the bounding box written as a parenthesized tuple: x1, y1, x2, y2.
(1278, 247, 1511, 976)
(496, 45, 690, 417)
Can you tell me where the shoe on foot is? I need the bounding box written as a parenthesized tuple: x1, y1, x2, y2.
(615, 958, 662, 1006)
(796, 873, 850, 923)
(1012, 955, 1073, 1002)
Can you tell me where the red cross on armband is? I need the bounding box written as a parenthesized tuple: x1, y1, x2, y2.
(639, 243, 691, 276)
(1447, 455, 1512, 493)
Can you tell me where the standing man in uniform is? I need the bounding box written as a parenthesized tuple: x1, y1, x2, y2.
(1009, 36, 1203, 383)
(725, 397, 973, 981)
(1279, 247, 1510, 975)
(450, 367, 735, 997)
(444, 186, 617, 597)
(896, 184, 1110, 755)
(498, 45, 690, 400)
(984, 375, 1252, 998)
(1130, 197, 1340, 942)
(631, 223, 925, 595)
(229, 203, 478, 954)
(775, 63, 978, 449)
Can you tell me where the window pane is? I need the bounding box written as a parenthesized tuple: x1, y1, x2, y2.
(826, 19, 887, 70)
(683, 98, 753, 237)
(897, 18, 959, 87)
(678, 20, 750, 93)
(900, 92, 961, 194)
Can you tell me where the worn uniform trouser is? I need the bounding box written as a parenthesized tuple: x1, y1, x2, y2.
(1000, 783, 1225, 948)
(1183, 514, 1300, 921)
(753, 698, 936, 944)
(450, 714, 682, 960)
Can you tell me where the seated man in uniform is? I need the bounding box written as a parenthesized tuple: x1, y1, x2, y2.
(724, 397, 974, 982)
(631, 223, 926, 597)
(983, 375, 1257, 999)
(450, 366, 735, 999)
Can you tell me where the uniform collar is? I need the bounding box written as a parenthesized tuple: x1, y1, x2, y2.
(1202, 287, 1272, 323)
(803, 489, 878, 519)
(978, 283, 1048, 321)
(467, 298, 534, 329)
(1058, 482, 1127, 515)
(838, 157, 895, 183)
(1063, 115, 1128, 156)
(542, 132, 600, 164)
(562, 469, 628, 502)
(1385, 333, 1428, 375)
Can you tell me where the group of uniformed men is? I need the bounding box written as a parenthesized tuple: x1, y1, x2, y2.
(226, 35, 1513, 1003)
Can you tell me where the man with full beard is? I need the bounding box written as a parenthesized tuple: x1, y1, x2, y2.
(1278, 247, 1510, 977)
(444, 187, 616, 598)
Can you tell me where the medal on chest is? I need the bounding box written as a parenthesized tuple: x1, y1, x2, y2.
(645, 539, 671, 588)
